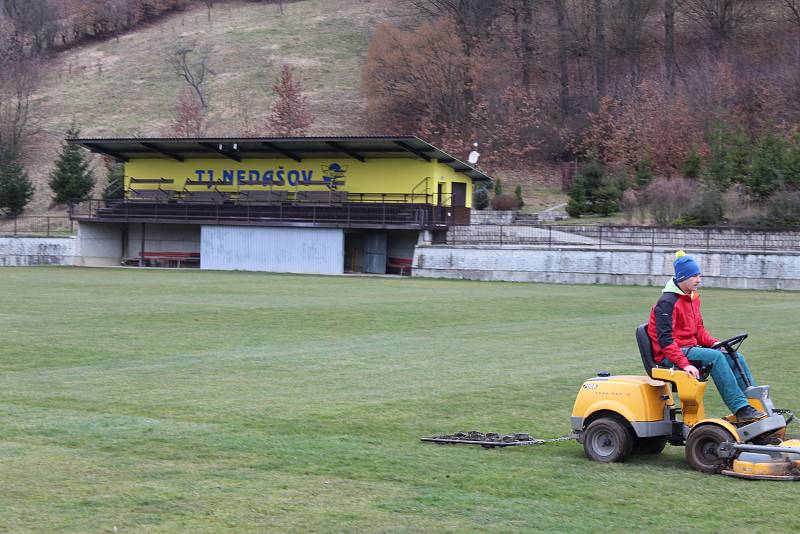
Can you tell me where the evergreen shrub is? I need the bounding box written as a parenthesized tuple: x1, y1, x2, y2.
(0, 159, 34, 215)
(49, 124, 94, 204)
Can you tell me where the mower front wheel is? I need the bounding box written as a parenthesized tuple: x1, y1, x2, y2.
(583, 417, 634, 463)
(686, 425, 734, 473)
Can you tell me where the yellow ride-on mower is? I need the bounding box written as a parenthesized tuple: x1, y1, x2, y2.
(571, 326, 800, 480)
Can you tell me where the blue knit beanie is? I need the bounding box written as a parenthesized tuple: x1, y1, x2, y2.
(673, 250, 701, 282)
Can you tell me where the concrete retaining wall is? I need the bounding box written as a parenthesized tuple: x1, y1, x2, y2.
(5, 231, 800, 291)
(0, 236, 78, 266)
(412, 245, 800, 290)
(469, 210, 516, 225)
(79, 222, 123, 267)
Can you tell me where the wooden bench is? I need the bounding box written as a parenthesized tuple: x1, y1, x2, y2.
(183, 190, 229, 204)
(295, 191, 347, 204)
(237, 190, 289, 204)
(125, 251, 200, 268)
(387, 257, 413, 276)
(128, 188, 174, 202)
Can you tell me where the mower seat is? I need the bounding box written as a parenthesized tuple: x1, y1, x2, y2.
(636, 323, 660, 378)
(636, 323, 712, 384)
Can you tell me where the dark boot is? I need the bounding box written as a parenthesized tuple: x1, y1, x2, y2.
(735, 405, 767, 423)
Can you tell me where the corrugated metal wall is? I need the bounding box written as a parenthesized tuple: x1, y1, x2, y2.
(201, 226, 344, 274)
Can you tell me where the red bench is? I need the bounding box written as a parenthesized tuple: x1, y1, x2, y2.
(387, 257, 413, 276)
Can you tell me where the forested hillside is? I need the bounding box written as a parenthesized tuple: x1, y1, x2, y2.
(362, 1, 800, 225)
(2, 0, 800, 226)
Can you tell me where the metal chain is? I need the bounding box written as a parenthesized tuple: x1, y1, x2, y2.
(775, 409, 796, 428)
(534, 435, 575, 443)
(420, 431, 575, 447)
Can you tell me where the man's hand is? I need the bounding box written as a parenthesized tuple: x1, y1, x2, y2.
(683, 364, 700, 379)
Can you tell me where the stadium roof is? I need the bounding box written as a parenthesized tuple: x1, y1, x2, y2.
(69, 135, 492, 182)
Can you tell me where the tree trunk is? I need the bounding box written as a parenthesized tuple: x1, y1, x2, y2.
(594, 0, 606, 99)
(520, 0, 534, 89)
(554, 0, 570, 116)
(664, 0, 676, 89)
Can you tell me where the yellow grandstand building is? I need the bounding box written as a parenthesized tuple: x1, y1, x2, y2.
(70, 136, 491, 274)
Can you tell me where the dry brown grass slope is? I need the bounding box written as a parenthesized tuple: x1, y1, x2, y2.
(24, 0, 399, 214)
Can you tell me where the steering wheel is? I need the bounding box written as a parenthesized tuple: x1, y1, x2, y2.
(709, 332, 752, 388)
(711, 333, 748, 353)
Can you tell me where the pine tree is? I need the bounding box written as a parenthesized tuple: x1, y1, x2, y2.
(493, 178, 503, 196)
(103, 159, 125, 199)
(0, 158, 34, 215)
(49, 124, 94, 204)
(747, 130, 786, 199)
(473, 183, 490, 210)
(566, 160, 621, 216)
(514, 184, 524, 208)
(267, 64, 312, 136)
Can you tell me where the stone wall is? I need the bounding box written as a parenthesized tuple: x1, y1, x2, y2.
(448, 224, 800, 251)
(468, 210, 516, 225)
(412, 245, 800, 290)
(0, 236, 78, 266)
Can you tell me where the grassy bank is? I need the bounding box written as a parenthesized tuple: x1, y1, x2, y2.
(27, 0, 398, 213)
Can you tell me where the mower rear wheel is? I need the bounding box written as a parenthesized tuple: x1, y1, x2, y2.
(686, 425, 734, 473)
(583, 417, 634, 463)
(633, 437, 667, 455)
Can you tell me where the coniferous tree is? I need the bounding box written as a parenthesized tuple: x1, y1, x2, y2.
(473, 183, 490, 210)
(493, 178, 503, 196)
(0, 157, 34, 215)
(103, 160, 125, 199)
(267, 64, 312, 136)
(49, 124, 94, 204)
(514, 184, 524, 208)
(747, 130, 786, 199)
(566, 160, 621, 217)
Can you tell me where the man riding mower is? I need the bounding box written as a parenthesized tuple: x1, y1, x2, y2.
(571, 251, 798, 479)
(571, 329, 799, 479)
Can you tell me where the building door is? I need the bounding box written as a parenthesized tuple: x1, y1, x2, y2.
(437, 183, 444, 205)
(365, 233, 387, 274)
(452, 182, 467, 207)
(344, 233, 365, 272)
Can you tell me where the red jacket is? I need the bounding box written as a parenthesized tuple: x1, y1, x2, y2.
(647, 278, 717, 369)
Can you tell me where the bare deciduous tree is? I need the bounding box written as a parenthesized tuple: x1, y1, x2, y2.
(785, 0, 800, 25)
(201, 0, 213, 24)
(165, 90, 208, 138)
(166, 43, 213, 110)
(1, 0, 62, 54)
(683, 0, 761, 49)
(553, 0, 571, 115)
(0, 53, 39, 158)
(232, 88, 260, 136)
(782, 0, 800, 64)
(507, 0, 537, 89)
(594, 0, 606, 98)
(608, 0, 657, 86)
(664, 0, 676, 88)
(407, 1, 505, 109)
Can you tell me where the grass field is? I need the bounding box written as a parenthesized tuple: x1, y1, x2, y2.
(1, 267, 799, 532)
